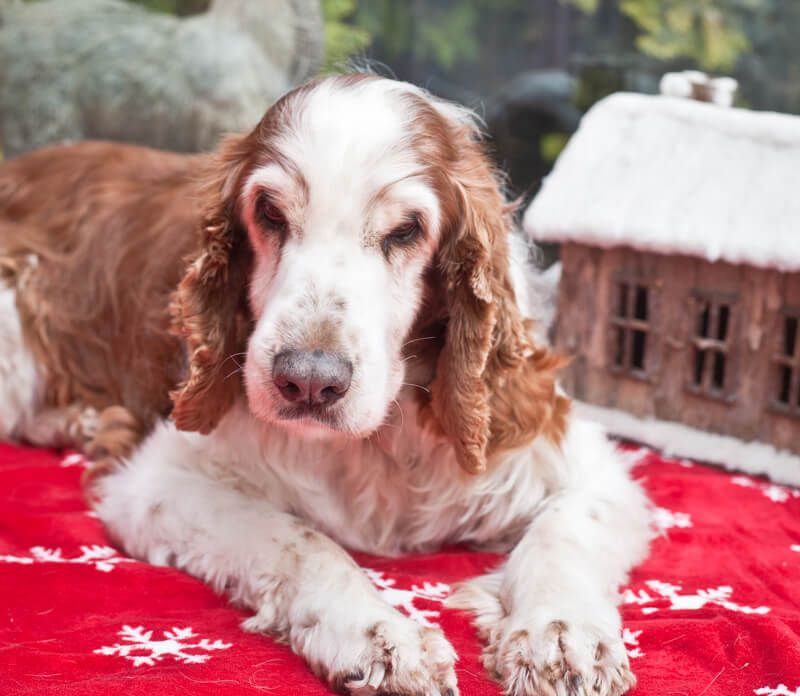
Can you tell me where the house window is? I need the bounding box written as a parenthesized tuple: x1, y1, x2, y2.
(773, 312, 800, 415)
(689, 293, 735, 399)
(610, 280, 650, 376)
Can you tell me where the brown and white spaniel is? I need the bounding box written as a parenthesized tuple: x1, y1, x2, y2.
(0, 74, 651, 696)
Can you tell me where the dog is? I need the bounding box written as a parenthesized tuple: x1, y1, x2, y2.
(0, 74, 651, 696)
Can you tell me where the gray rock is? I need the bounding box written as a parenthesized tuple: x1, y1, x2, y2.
(0, 0, 324, 156)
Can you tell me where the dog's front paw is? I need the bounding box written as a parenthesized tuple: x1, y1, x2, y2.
(488, 620, 634, 696)
(331, 619, 458, 696)
(253, 601, 458, 696)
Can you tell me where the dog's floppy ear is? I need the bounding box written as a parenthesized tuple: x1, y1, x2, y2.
(169, 134, 254, 434)
(429, 128, 570, 475)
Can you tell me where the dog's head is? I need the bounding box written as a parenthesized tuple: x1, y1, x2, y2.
(170, 74, 568, 473)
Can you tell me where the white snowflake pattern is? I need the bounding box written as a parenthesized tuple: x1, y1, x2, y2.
(364, 568, 451, 626)
(94, 625, 232, 666)
(792, 545, 800, 553)
(651, 506, 692, 532)
(59, 454, 99, 516)
(622, 580, 769, 615)
(60, 452, 91, 468)
(0, 545, 132, 572)
(731, 476, 800, 503)
(755, 686, 800, 696)
(622, 627, 643, 658)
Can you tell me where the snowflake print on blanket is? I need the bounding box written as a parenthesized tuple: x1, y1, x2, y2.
(755, 686, 800, 696)
(94, 626, 232, 666)
(623, 580, 770, 615)
(364, 568, 451, 626)
(0, 545, 133, 572)
(652, 506, 692, 532)
(731, 475, 800, 503)
(60, 452, 91, 468)
(622, 627, 643, 658)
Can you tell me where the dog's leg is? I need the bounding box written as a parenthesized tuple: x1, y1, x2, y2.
(450, 421, 652, 696)
(15, 403, 98, 449)
(94, 423, 459, 696)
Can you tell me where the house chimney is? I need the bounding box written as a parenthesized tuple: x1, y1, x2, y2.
(659, 71, 738, 107)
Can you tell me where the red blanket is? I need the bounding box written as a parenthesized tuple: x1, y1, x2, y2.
(2, 441, 798, 696)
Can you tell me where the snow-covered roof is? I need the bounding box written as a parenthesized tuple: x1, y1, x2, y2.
(523, 92, 800, 272)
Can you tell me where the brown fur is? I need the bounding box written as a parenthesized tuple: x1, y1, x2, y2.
(0, 75, 568, 475)
(81, 406, 146, 486)
(167, 134, 256, 433)
(169, 79, 322, 434)
(406, 96, 571, 474)
(0, 142, 203, 431)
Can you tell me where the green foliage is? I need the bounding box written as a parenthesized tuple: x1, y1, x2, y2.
(349, 1, 408, 62)
(416, 4, 480, 70)
(573, 63, 626, 112)
(127, 0, 207, 15)
(345, 0, 766, 76)
(561, 0, 598, 13)
(540, 133, 570, 163)
(125, 0, 373, 69)
(567, 0, 761, 71)
(622, 0, 757, 70)
(29, 0, 799, 115)
(348, 1, 482, 71)
(322, 0, 371, 69)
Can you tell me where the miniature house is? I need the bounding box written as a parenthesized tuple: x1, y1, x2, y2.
(523, 92, 800, 459)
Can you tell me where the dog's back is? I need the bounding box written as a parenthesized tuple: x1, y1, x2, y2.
(0, 141, 204, 440)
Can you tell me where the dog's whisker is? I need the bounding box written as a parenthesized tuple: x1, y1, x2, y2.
(224, 366, 243, 381)
(392, 398, 405, 430)
(401, 336, 437, 349)
(401, 382, 430, 393)
(374, 399, 405, 431)
(223, 352, 247, 368)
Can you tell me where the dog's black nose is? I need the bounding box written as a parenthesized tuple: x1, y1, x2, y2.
(272, 350, 352, 407)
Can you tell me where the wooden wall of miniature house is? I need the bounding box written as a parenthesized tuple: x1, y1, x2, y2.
(523, 91, 800, 457)
(554, 243, 800, 456)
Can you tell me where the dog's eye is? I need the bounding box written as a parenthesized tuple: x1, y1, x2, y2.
(262, 202, 287, 229)
(382, 218, 422, 256)
(255, 194, 288, 237)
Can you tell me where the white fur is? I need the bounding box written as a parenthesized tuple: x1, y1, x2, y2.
(0, 281, 41, 440)
(94, 394, 650, 694)
(241, 81, 446, 436)
(93, 220, 651, 694)
(4, 79, 653, 696)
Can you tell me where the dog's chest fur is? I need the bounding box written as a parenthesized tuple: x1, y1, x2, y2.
(175, 396, 561, 557)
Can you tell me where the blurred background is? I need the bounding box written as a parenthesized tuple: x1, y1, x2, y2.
(2, 0, 799, 204)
